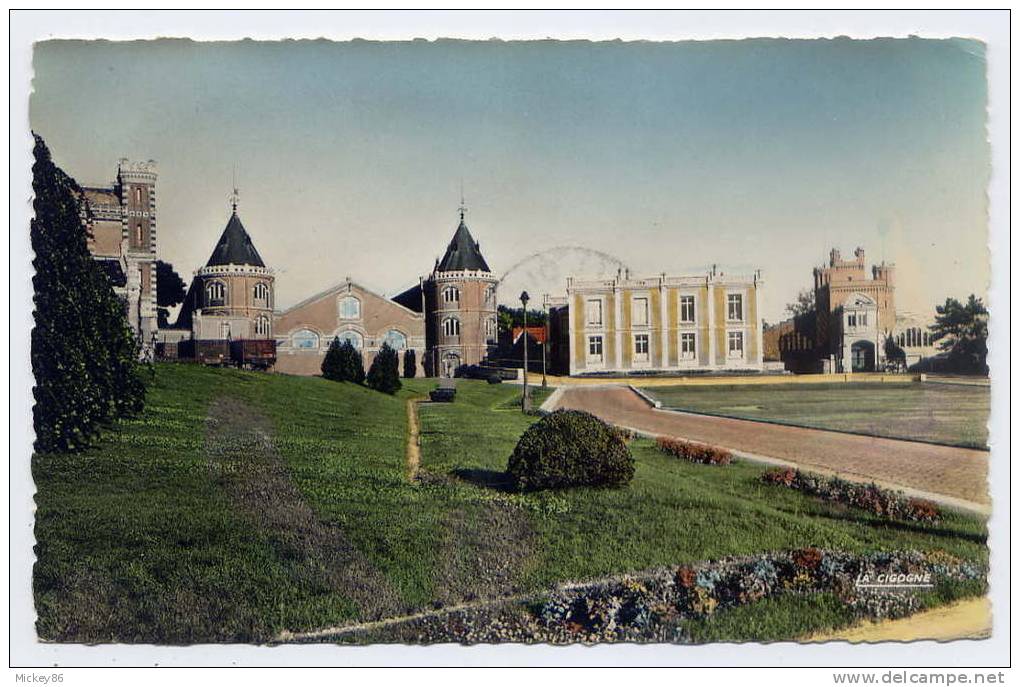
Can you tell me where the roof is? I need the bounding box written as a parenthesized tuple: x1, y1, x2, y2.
(206, 210, 265, 267)
(436, 217, 490, 273)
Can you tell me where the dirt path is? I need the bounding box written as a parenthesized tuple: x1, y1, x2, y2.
(806, 597, 992, 643)
(554, 386, 989, 507)
(405, 397, 424, 482)
(205, 396, 404, 621)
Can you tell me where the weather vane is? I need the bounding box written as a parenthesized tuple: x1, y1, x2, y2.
(458, 179, 467, 221)
(229, 165, 240, 212)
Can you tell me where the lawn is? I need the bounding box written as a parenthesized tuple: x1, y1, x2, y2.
(641, 382, 990, 449)
(33, 365, 987, 643)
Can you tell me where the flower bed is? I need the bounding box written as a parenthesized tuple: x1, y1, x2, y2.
(343, 549, 983, 644)
(761, 468, 941, 523)
(656, 436, 732, 465)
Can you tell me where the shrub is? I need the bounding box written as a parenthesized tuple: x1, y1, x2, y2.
(507, 410, 635, 492)
(366, 342, 402, 395)
(403, 349, 417, 379)
(656, 437, 732, 465)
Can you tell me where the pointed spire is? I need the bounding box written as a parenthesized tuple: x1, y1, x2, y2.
(458, 180, 467, 223)
(229, 166, 240, 214)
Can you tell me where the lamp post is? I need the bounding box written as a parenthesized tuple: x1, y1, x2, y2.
(541, 316, 548, 388)
(520, 290, 530, 412)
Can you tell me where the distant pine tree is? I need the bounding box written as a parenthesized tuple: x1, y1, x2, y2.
(367, 342, 402, 394)
(31, 133, 145, 453)
(403, 349, 417, 379)
(321, 336, 344, 381)
(339, 339, 365, 384)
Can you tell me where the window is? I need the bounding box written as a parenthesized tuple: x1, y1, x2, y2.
(860, 313, 868, 327)
(291, 329, 320, 350)
(253, 282, 270, 303)
(384, 330, 407, 350)
(586, 299, 603, 326)
(727, 331, 744, 358)
(484, 286, 495, 304)
(339, 296, 361, 320)
(443, 317, 460, 338)
(255, 316, 271, 337)
(680, 295, 696, 323)
(338, 330, 363, 349)
(848, 313, 857, 328)
(485, 317, 497, 341)
(634, 334, 649, 361)
(135, 223, 143, 244)
(443, 286, 460, 304)
(632, 297, 649, 327)
(134, 187, 142, 204)
(680, 332, 696, 360)
(727, 293, 744, 321)
(206, 280, 226, 306)
(220, 322, 231, 339)
(588, 335, 603, 361)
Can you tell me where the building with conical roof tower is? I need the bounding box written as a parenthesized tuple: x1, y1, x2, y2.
(424, 203, 498, 377)
(174, 192, 275, 343)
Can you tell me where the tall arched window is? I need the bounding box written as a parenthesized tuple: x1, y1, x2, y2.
(485, 317, 496, 341)
(253, 282, 270, 304)
(484, 285, 495, 305)
(443, 286, 460, 304)
(206, 280, 226, 306)
(443, 317, 460, 338)
(339, 296, 361, 320)
(384, 330, 407, 350)
(135, 223, 143, 244)
(291, 329, 320, 350)
(255, 316, 271, 337)
(338, 330, 363, 349)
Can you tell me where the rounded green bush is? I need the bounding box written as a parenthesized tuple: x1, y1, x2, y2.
(507, 410, 635, 492)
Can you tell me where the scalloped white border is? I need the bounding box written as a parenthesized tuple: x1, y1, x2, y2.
(7, 9, 1011, 671)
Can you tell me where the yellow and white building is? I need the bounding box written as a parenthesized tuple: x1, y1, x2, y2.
(547, 269, 764, 376)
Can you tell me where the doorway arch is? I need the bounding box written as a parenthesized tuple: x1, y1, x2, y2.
(850, 340, 875, 372)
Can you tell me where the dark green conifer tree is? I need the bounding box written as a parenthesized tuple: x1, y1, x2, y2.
(367, 342, 402, 394)
(31, 133, 145, 452)
(403, 349, 417, 379)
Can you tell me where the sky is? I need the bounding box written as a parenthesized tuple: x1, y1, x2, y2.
(30, 37, 990, 322)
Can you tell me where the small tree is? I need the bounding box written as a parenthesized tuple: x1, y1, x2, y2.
(156, 260, 187, 327)
(321, 336, 344, 381)
(884, 334, 906, 370)
(367, 342, 402, 394)
(785, 288, 815, 318)
(339, 339, 365, 384)
(930, 295, 989, 374)
(403, 349, 417, 378)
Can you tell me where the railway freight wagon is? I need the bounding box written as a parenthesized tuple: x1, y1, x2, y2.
(230, 339, 277, 370)
(159, 338, 276, 370)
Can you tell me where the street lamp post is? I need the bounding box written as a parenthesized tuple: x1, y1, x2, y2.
(520, 290, 530, 413)
(541, 318, 548, 388)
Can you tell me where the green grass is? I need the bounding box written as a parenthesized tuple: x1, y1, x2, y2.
(33, 365, 988, 643)
(641, 382, 990, 449)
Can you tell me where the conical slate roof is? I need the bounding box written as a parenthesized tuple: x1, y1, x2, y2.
(206, 210, 265, 268)
(437, 217, 490, 272)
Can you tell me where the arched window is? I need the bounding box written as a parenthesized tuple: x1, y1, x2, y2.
(443, 286, 460, 304)
(338, 330, 363, 349)
(135, 223, 143, 244)
(134, 187, 142, 204)
(384, 329, 407, 350)
(255, 316, 271, 337)
(206, 280, 226, 306)
(339, 296, 361, 320)
(484, 285, 495, 305)
(253, 282, 270, 304)
(443, 317, 460, 338)
(291, 329, 320, 350)
(485, 317, 496, 341)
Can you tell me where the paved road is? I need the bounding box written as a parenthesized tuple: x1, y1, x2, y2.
(554, 386, 989, 506)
